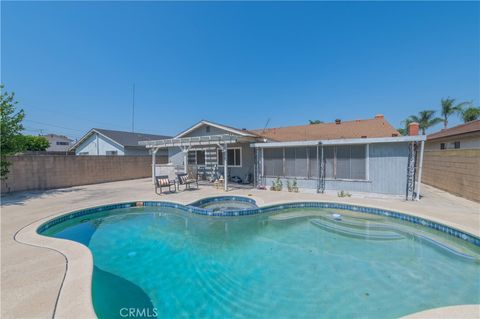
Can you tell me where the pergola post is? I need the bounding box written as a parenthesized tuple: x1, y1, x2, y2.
(151, 147, 158, 184)
(415, 140, 425, 200)
(182, 147, 188, 173)
(223, 142, 228, 191)
(261, 148, 264, 183)
(316, 145, 320, 193)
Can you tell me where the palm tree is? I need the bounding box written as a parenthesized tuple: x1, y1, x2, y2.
(397, 118, 414, 136)
(408, 110, 443, 135)
(440, 98, 470, 129)
(460, 106, 480, 123)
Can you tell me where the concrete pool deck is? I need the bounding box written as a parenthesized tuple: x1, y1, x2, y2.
(1, 178, 479, 318)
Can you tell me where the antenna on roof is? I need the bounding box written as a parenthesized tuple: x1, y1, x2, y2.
(262, 118, 271, 133)
(131, 83, 135, 132)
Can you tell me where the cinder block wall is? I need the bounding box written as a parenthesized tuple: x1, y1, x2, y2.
(0, 155, 167, 193)
(422, 149, 480, 202)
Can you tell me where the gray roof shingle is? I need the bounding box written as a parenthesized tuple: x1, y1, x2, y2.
(94, 128, 171, 147)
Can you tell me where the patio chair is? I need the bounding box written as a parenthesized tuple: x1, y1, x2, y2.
(176, 172, 198, 190)
(155, 175, 176, 194)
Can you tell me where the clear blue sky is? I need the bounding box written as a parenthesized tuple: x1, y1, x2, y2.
(2, 1, 479, 140)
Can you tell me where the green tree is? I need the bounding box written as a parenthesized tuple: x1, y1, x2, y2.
(309, 120, 323, 124)
(14, 135, 50, 152)
(397, 118, 414, 136)
(408, 110, 443, 135)
(1, 86, 25, 179)
(440, 98, 469, 129)
(460, 106, 480, 123)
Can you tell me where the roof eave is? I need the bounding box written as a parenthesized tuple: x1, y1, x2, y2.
(69, 129, 125, 151)
(174, 120, 256, 138)
(427, 130, 480, 141)
(250, 135, 426, 148)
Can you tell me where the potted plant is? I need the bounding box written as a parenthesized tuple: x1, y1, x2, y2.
(292, 178, 299, 193)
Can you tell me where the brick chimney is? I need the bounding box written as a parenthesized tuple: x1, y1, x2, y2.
(408, 122, 420, 136)
(375, 114, 384, 119)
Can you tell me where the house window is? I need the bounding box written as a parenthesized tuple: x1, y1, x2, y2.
(284, 147, 308, 177)
(56, 141, 70, 145)
(79, 152, 89, 155)
(188, 150, 206, 165)
(440, 143, 445, 150)
(307, 146, 319, 178)
(106, 151, 118, 155)
(335, 145, 366, 180)
(206, 126, 210, 133)
(218, 148, 242, 167)
(263, 145, 367, 180)
(454, 141, 460, 149)
(323, 146, 335, 178)
(263, 148, 283, 176)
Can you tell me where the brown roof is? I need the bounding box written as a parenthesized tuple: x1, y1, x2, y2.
(251, 116, 400, 142)
(427, 120, 480, 141)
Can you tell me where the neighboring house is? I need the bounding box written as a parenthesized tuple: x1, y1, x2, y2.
(71, 128, 171, 156)
(422, 120, 480, 203)
(426, 120, 480, 150)
(41, 134, 74, 152)
(141, 115, 426, 199)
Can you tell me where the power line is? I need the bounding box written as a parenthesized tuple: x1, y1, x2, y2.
(22, 104, 132, 130)
(23, 119, 84, 132)
(23, 127, 44, 135)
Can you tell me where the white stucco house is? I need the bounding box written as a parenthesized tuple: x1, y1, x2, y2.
(41, 134, 74, 152)
(70, 128, 171, 156)
(426, 120, 480, 151)
(140, 116, 426, 199)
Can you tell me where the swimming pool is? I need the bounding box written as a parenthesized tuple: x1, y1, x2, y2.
(38, 199, 480, 319)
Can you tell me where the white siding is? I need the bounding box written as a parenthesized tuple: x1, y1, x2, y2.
(426, 133, 480, 151)
(263, 142, 410, 195)
(75, 133, 125, 155)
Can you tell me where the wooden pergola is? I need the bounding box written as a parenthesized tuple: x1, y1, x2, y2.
(139, 134, 241, 191)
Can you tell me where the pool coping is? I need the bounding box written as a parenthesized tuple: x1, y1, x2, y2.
(15, 197, 480, 319)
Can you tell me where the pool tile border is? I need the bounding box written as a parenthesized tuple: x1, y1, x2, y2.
(188, 195, 258, 210)
(37, 198, 480, 247)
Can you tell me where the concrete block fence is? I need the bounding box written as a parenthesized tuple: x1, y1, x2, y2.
(1, 154, 167, 193)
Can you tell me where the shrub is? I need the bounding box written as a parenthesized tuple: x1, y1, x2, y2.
(14, 135, 50, 152)
(337, 190, 352, 197)
(292, 178, 299, 193)
(287, 180, 292, 192)
(271, 178, 283, 191)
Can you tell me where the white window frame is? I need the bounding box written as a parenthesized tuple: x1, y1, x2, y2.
(106, 150, 118, 156)
(218, 147, 242, 167)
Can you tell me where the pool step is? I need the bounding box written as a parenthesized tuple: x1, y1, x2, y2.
(269, 209, 384, 222)
(322, 215, 393, 231)
(413, 234, 479, 261)
(310, 219, 404, 241)
(311, 218, 480, 262)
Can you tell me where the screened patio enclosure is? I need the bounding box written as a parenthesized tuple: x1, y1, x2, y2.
(261, 145, 367, 180)
(139, 134, 254, 191)
(252, 136, 426, 200)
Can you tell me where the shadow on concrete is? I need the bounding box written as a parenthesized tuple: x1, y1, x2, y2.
(1, 187, 86, 207)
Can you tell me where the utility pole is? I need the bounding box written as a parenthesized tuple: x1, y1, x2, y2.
(132, 83, 136, 132)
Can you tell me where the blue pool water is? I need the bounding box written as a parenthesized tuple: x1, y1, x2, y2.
(40, 204, 480, 319)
